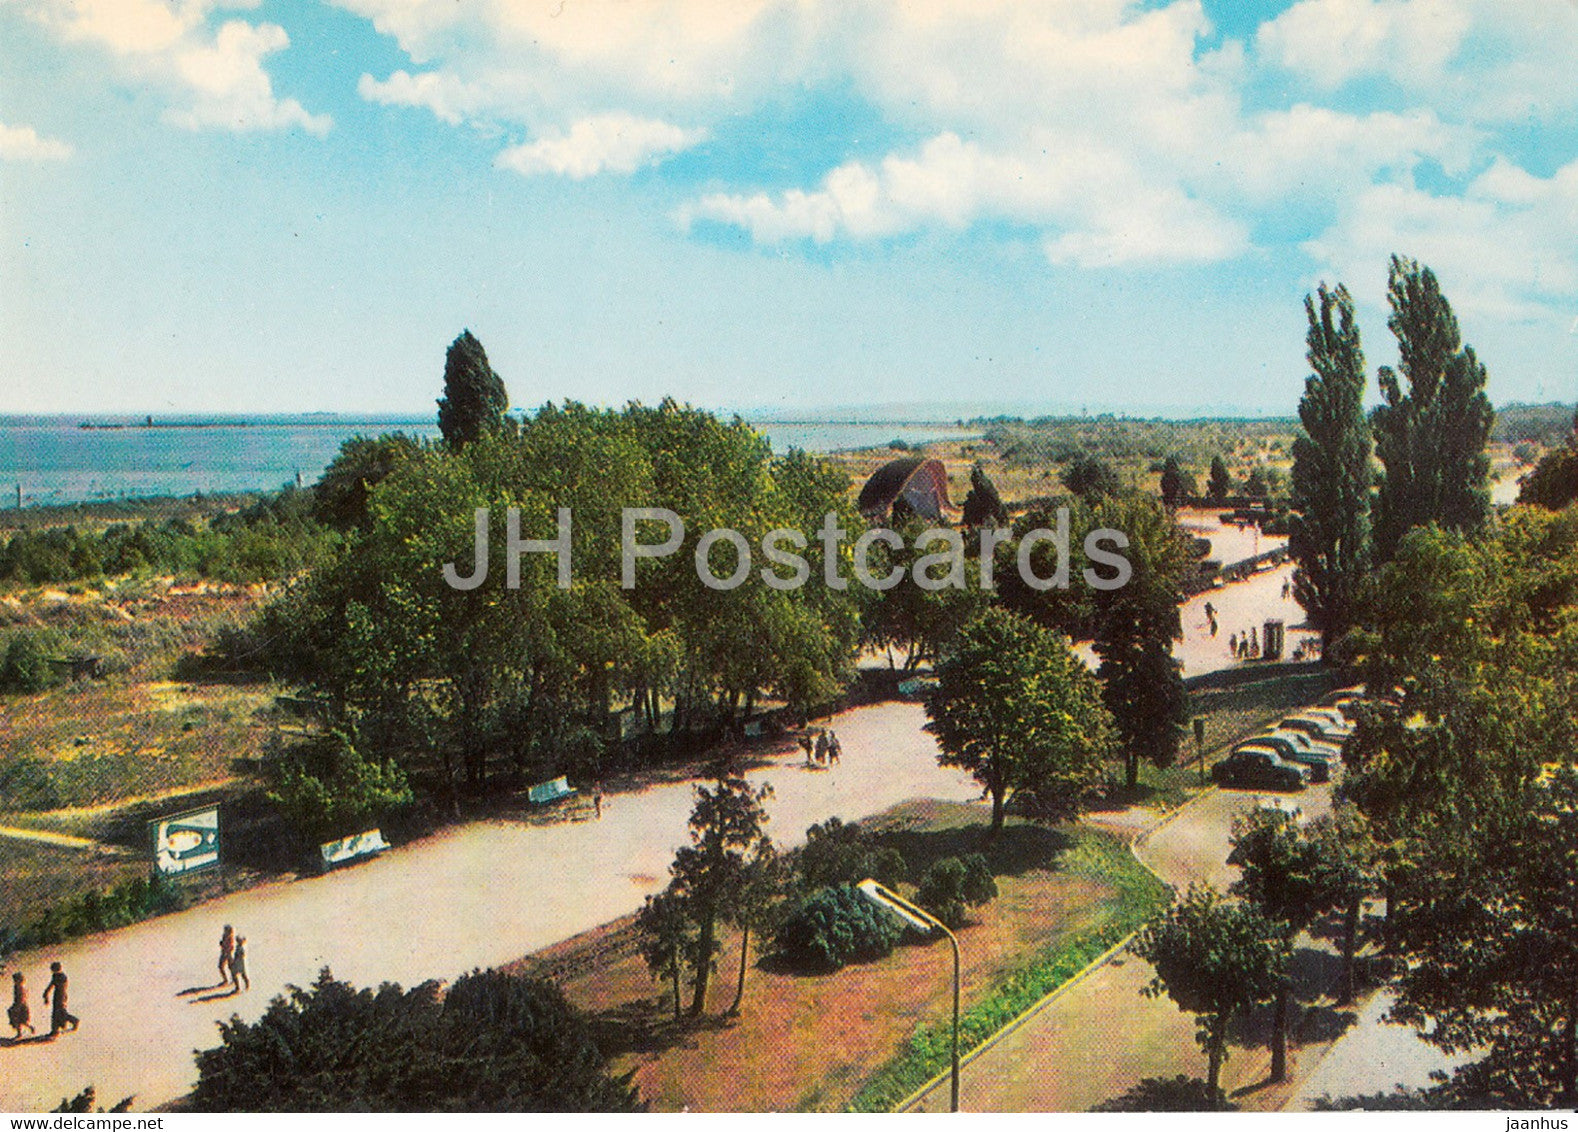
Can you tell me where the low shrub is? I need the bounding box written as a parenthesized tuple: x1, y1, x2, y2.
(23, 873, 188, 948)
(0, 631, 56, 694)
(775, 884, 904, 972)
(915, 854, 997, 928)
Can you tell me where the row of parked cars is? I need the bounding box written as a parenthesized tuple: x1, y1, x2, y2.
(1210, 687, 1364, 792)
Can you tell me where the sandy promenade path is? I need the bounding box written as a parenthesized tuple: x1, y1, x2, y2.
(0, 701, 979, 1112)
(909, 786, 1334, 1112)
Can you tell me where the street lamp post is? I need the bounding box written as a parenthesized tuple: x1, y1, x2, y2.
(857, 878, 961, 1112)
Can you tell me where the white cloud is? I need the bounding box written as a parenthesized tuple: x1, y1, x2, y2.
(328, 0, 1575, 289)
(1257, 0, 1578, 122)
(1304, 158, 1578, 322)
(0, 121, 73, 161)
(681, 131, 1248, 266)
(8, 0, 328, 135)
(495, 114, 707, 179)
(357, 69, 488, 126)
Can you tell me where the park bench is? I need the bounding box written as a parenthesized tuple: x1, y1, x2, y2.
(528, 776, 577, 805)
(319, 828, 390, 871)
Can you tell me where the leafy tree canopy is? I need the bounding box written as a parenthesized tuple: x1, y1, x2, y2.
(192, 968, 641, 1112)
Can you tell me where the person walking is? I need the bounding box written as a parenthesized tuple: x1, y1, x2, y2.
(592, 782, 604, 820)
(218, 924, 235, 985)
(1228, 631, 1237, 656)
(827, 732, 842, 765)
(813, 730, 828, 766)
(799, 733, 815, 766)
(8, 972, 35, 1040)
(230, 937, 250, 994)
(42, 962, 78, 1037)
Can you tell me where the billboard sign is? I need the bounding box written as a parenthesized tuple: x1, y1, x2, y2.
(151, 806, 220, 876)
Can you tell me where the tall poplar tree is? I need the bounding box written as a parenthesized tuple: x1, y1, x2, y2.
(437, 329, 510, 449)
(1289, 284, 1372, 650)
(1371, 257, 1494, 561)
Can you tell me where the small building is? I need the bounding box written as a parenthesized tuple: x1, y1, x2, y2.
(857, 457, 953, 523)
(1262, 619, 1286, 661)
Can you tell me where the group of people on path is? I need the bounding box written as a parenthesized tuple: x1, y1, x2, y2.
(799, 728, 842, 768)
(1228, 625, 1262, 660)
(7, 962, 77, 1042)
(217, 924, 250, 994)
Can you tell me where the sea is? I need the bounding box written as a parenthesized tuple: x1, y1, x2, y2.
(0, 415, 976, 508)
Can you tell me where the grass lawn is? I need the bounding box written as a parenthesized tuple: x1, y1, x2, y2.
(0, 839, 149, 940)
(528, 799, 1169, 1113)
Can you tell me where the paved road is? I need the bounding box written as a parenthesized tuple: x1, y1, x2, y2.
(1287, 988, 1470, 1109)
(909, 786, 1334, 1112)
(0, 701, 979, 1112)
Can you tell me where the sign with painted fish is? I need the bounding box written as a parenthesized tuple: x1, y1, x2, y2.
(150, 806, 220, 877)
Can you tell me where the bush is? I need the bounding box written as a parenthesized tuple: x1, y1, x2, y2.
(192, 968, 641, 1111)
(0, 632, 55, 694)
(267, 730, 414, 846)
(24, 873, 187, 948)
(774, 884, 904, 972)
(915, 854, 998, 928)
(796, 817, 907, 891)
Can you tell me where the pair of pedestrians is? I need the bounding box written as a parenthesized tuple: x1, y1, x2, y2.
(217, 924, 250, 994)
(7, 962, 78, 1040)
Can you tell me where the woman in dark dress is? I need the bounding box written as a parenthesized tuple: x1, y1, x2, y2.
(8, 971, 35, 1039)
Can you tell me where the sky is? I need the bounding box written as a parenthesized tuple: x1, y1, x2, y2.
(1, 0, 1575, 418)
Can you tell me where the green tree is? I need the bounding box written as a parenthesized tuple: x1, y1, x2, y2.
(266, 730, 414, 846)
(1063, 455, 1121, 499)
(1207, 456, 1233, 505)
(1228, 806, 1331, 1082)
(1309, 803, 1378, 1005)
(795, 816, 906, 892)
(1244, 466, 1270, 499)
(725, 850, 783, 1016)
(1371, 256, 1495, 561)
(925, 607, 1113, 838)
(636, 891, 695, 1024)
(437, 330, 510, 450)
(1390, 767, 1578, 1107)
(312, 433, 419, 531)
(859, 513, 987, 671)
(1344, 503, 1578, 1103)
(664, 774, 774, 1016)
(1518, 443, 1578, 511)
(1289, 283, 1373, 651)
(961, 461, 1008, 527)
(1088, 494, 1191, 790)
(192, 968, 641, 1111)
(1131, 885, 1286, 1092)
(1159, 456, 1187, 509)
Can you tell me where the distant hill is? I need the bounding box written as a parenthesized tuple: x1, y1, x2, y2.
(1492, 402, 1576, 446)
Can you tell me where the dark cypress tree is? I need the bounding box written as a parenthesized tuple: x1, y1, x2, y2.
(1206, 456, 1232, 505)
(961, 461, 1008, 527)
(1289, 284, 1372, 651)
(1371, 257, 1494, 560)
(437, 330, 510, 450)
(1159, 456, 1186, 509)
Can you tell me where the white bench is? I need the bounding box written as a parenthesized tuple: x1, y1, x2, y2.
(528, 776, 577, 805)
(319, 828, 390, 870)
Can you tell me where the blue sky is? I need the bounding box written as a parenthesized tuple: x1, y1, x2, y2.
(2, 0, 1575, 417)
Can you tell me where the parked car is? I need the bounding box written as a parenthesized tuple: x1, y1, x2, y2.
(1242, 733, 1333, 782)
(1212, 748, 1308, 792)
(1280, 713, 1353, 744)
